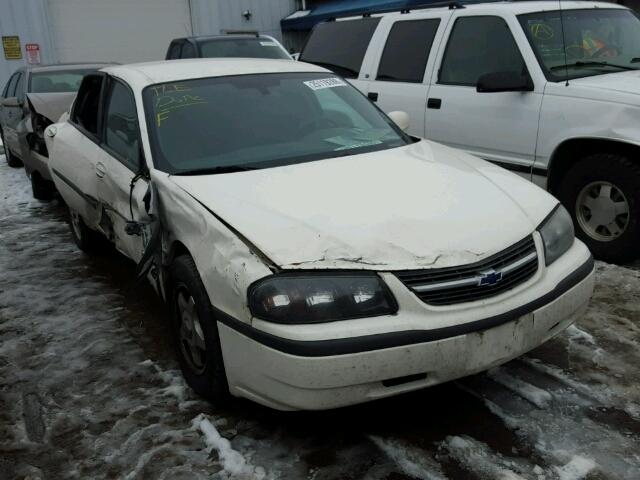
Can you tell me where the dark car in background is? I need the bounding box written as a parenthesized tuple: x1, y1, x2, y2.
(0, 63, 111, 199)
(166, 34, 292, 60)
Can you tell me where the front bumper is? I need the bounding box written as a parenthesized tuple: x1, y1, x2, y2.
(218, 242, 595, 410)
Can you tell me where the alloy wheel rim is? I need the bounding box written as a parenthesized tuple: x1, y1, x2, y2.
(576, 181, 630, 242)
(176, 289, 207, 375)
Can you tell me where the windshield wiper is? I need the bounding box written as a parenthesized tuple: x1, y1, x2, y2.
(172, 165, 258, 176)
(550, 61, 636, 72)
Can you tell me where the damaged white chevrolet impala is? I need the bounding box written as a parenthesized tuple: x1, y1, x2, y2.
(46, 59, 595, 410)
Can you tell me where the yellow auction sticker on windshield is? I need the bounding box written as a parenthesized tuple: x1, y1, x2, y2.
(304, 78, 347, 90)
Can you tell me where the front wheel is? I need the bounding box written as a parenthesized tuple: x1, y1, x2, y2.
(169, 255, 230, 404)
(558, 153, 639, 264)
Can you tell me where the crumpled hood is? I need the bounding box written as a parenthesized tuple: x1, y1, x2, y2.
(26, 92, 76, 122)
(169, 141, 557, 270)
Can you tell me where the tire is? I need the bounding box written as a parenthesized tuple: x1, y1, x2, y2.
(1, 130, 23, 168)
(557, 153, 640, 264)
(31, 172, 55, 201)
(68, 207, 108, 255)
(169, 255, 230, 404)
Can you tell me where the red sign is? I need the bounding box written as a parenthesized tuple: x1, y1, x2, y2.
(25, 43, 40, 64)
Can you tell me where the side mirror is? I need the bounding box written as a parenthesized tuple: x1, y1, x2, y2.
(476, 71, 534, 93)
(2, 96, 21, 107)
(387, 110, 410, 132)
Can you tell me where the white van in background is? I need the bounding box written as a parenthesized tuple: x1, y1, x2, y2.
(300, 1, 640, 264)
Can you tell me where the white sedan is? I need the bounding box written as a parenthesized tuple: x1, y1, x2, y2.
(46, 59, 594, 410)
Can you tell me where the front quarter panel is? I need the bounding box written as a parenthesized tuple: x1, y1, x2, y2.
(152, 172, 273, 322)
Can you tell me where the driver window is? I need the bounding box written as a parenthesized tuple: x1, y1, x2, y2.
(104, 80, 141, 170)
(439, 16, 526, 86)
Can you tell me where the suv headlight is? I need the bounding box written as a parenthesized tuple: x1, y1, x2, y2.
(248, 273, 397, 324)
(538, 205, 574, 265)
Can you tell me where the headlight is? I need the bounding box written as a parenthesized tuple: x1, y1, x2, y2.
(248, 273, 397, 324)
(538, 204, 574, 265)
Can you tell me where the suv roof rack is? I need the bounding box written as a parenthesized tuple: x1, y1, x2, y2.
(327, 1, 465, 21)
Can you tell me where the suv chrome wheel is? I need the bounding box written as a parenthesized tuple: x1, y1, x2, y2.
(576, 181, 630, 242)
(176, 289, 207, 375)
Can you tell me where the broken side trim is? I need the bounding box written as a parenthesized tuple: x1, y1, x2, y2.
(215, 255, 594, 357)
(51, 168, 99, 208)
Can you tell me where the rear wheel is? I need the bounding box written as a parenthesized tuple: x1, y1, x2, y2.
(31, 172, 55, 201)
(558, 153, 639, 264)
(169, 255, 229, 404)
(1, 130, 22, 168)
(68, 207, 108, 255)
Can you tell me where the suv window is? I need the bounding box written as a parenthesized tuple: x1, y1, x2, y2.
(439, 16, 526, 86)
(104, 80, 140, 170)
(377, 19, 440, 83)
(181, 41, 196, 58)
(167, 42, 181, 59)
(72, 74, 104, 136)
(300, 18, 381, 78)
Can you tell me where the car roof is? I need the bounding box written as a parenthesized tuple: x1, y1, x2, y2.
(102, 58, 328, 91)
(336, 0, 625, 20)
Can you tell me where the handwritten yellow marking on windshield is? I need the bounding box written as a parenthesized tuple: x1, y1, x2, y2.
(153, 85, 208, 126)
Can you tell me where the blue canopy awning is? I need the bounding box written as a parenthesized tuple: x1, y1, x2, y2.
(281, 0, 456, 31)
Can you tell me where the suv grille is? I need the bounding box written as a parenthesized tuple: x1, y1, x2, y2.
(394, 236, 538, 306)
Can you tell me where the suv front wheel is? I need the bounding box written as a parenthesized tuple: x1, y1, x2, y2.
(558, 153, 639, 264)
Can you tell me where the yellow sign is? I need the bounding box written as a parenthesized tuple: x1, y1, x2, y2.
(2, 36, 22, 60)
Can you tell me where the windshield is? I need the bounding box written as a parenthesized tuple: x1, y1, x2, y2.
(199, 38, 290, 60)
(30, 70, 95, 93)
(143, 73, 410, 175)
(519, 9, 640, 81)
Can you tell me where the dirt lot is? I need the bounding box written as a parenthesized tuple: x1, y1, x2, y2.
(1, 159, 639, 480)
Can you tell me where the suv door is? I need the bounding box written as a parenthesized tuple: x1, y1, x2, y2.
(364, 14, 450, 136)
(96, 77, 148, 262)
(51, 73, 106, 228)
(426, 14, 542, 175)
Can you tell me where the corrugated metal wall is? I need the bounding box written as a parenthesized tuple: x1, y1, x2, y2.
(191, 0, 298, 50)
(0, 0, 55, 89)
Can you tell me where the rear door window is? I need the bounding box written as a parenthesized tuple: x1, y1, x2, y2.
(300, 18, 381, 78)
(377, 19, 440, 83)
(439, 16, 526, 86)
(103, 79, 141, 170)
(71, 74, 105, 138)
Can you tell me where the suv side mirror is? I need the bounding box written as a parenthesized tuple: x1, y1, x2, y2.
(476, 71, 534, 93)
(387, 110, 410, 132)
(2, 96, 21, 107)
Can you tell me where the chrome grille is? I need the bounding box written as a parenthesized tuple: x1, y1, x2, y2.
(395, 236, 539, 306)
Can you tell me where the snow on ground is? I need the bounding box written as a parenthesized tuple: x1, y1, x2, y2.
(0, 158, 638, 479)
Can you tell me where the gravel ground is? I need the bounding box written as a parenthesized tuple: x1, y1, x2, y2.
(0, 158, 639, 480)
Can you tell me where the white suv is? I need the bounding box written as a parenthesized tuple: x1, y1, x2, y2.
(300, 1, 640, 264)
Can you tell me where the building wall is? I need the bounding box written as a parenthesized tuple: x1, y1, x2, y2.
(0, 0, 55, 89)
(191, 0, 298, 50)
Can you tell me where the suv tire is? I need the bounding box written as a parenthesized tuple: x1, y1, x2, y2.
(169, 255, 230, 404)
(558, 153, 639, 264)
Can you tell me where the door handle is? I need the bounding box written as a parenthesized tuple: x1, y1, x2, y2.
(427, 98, 442, 109)
(95, 162, 106, 178)
(368, 92, 379, 102)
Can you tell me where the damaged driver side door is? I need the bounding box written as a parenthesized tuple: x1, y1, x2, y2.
(95, 77, 150, 263)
